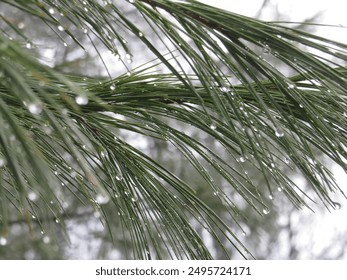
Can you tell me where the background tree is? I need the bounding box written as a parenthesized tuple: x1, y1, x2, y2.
(0, 0, 346, 259)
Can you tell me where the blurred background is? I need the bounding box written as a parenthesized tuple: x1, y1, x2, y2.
(0, 0, 346, 259)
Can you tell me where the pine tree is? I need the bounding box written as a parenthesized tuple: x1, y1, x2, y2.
(0, 0, 346, 259)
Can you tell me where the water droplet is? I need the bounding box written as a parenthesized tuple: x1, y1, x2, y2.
(28, 192, 38, 201)
(299, 104, 304, 108)
(131, 197, 138, 202)
(43, 124, 52, 134)
(284, 157, 290, 164)
(213, 191, 219, 196)
(262, 207, 270, 215)
(277, 187, 283, 192)
(115, 175, 123, 181)
(55, 218, 60, 223)
(220, 86, 229, 93)
(25, 42, 32, 49)
(276, 34, 282, 39)
(57, 25, 64, 32)
(125, 53, 133, 63)
(75, 95, 88, 105)
(242, 231, 247, 236)
(129, 0, 135, 3)
(48, 8, 55, 15)
(209, 123, 217, 130)
(114, 193, 120, 198)
(110, 84, 116, 91)
(238, 156, 246, 163)
(32, 215, 36, 219)
(40, 230, 45, 235)
(0, 158, 5, 167)
(94, 211, 101, 218)
(83, 28, 88, 34)
(138, 32, 143, 37)
(96, 193, 110, 205)
(43, 236, 50, 244)
(113, 53, 121, 61)
(287, 83, 295, 89)
(0, 237, 7, 246)
(18, 22, 25, 29)
(263, 46, 270, 54)
(63, 42, 68, 47)
(333, 202, 341, 210)
(28, 103, 42, 115)
(270, 162, 275, 168)
(268, 194, 274, 200)
(275, 127, 284, 137)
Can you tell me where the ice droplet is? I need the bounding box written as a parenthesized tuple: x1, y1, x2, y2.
(0, 237, 7, 246)
(262, 207, 270, 215)
(28, 103, 42, 115)
(75, 95, 88, 105)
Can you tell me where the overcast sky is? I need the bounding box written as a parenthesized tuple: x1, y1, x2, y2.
(200, 0, 347, 42)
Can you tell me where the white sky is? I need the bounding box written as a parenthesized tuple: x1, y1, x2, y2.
(200, 0, 347, 42)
